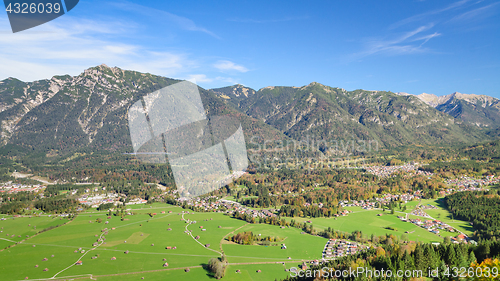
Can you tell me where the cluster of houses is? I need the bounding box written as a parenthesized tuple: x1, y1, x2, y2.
(322, 239, 367, 259)
(409, 206, 434, 218)
(179, 197, 278, 220)
(445, 175, 499, 190)
(402, 216, 475, 244)
(78, 193, 147, 208)
(340, 192, 423, 210)
(364, 163, 432, 178)
(0, 183, 45, 194)
(400, 216, 456, 235)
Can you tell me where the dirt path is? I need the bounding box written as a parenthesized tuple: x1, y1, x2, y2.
(182, 213, 223, 256)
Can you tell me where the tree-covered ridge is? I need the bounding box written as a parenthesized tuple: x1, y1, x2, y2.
(215, 82, 488, 149)
(446, 191, 500, 241)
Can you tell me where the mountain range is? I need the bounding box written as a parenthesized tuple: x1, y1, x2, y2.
(0, 65, 498, 158)
(416, 92, 500, 129)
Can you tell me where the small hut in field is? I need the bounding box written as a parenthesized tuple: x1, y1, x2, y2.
(43, 268, 48, 271)
(111, 257, 116, 260)
(163, 263, 169, 267)
(185, 268, 190, 272)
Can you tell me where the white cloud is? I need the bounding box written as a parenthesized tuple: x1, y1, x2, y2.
(347, 24, 440, 60)
(110, 1, 220, 39)
(185, 74, 213, 84)
(0, 16, 197, 81)
(390, 0, 471, 29)
(447, 2, 500, 23)
(213, 60, 249, 73)
(215, 76, 239, 85)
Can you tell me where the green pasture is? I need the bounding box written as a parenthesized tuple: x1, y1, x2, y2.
(94, 263, 292, 281)
(0, 215, 68, 248)
(0, 204, 322, 280)
(285, 207, 448, 243)
(0, 198, 478, 280)
(222, 223, 327, 263)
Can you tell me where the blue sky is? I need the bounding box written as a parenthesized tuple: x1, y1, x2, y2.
(1, 0, 499, 97)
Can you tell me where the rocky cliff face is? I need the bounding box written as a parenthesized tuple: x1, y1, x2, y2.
(417, 92, 500, 128)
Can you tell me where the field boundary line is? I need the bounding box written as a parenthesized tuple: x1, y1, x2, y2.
(0, 237, 17, 243)
(220, 222, 249, 254)
(51, 227, 107, 278)
(183, 213, 223, 256)
(0, 216, 75, 252)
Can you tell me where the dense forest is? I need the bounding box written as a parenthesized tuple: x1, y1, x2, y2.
(446, 191, 500, 241)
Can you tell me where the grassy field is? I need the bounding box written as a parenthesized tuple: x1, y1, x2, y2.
(222, 223, 327, 263)
(92, 263, 294, 281)
(0, 215, 68, 249)
(414, 198, 475, 236)
(0, 204, 321, 281)
(285, 202, 474, 244)
(285, 208, 442, 243)
(0, 197, 477, 280)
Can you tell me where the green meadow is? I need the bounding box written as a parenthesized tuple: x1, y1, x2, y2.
(0, 198, 475, 280)
(222, 223, 327, 263)
(0, 204, 320, 281)
(285, 205, 470, 243)
(0, 215, 68, 249)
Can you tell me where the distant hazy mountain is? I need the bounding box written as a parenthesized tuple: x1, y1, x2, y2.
(417, 92, 500, 128)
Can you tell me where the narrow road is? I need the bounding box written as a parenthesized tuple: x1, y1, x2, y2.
(182, 213, 223, 255)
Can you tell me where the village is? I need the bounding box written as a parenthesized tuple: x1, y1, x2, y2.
(322, 239, 367, 259)
(364, 163, 433, 178)
(0, 182, 45, 194)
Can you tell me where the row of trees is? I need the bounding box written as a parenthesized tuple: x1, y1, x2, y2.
(226, 231, 283, 245)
